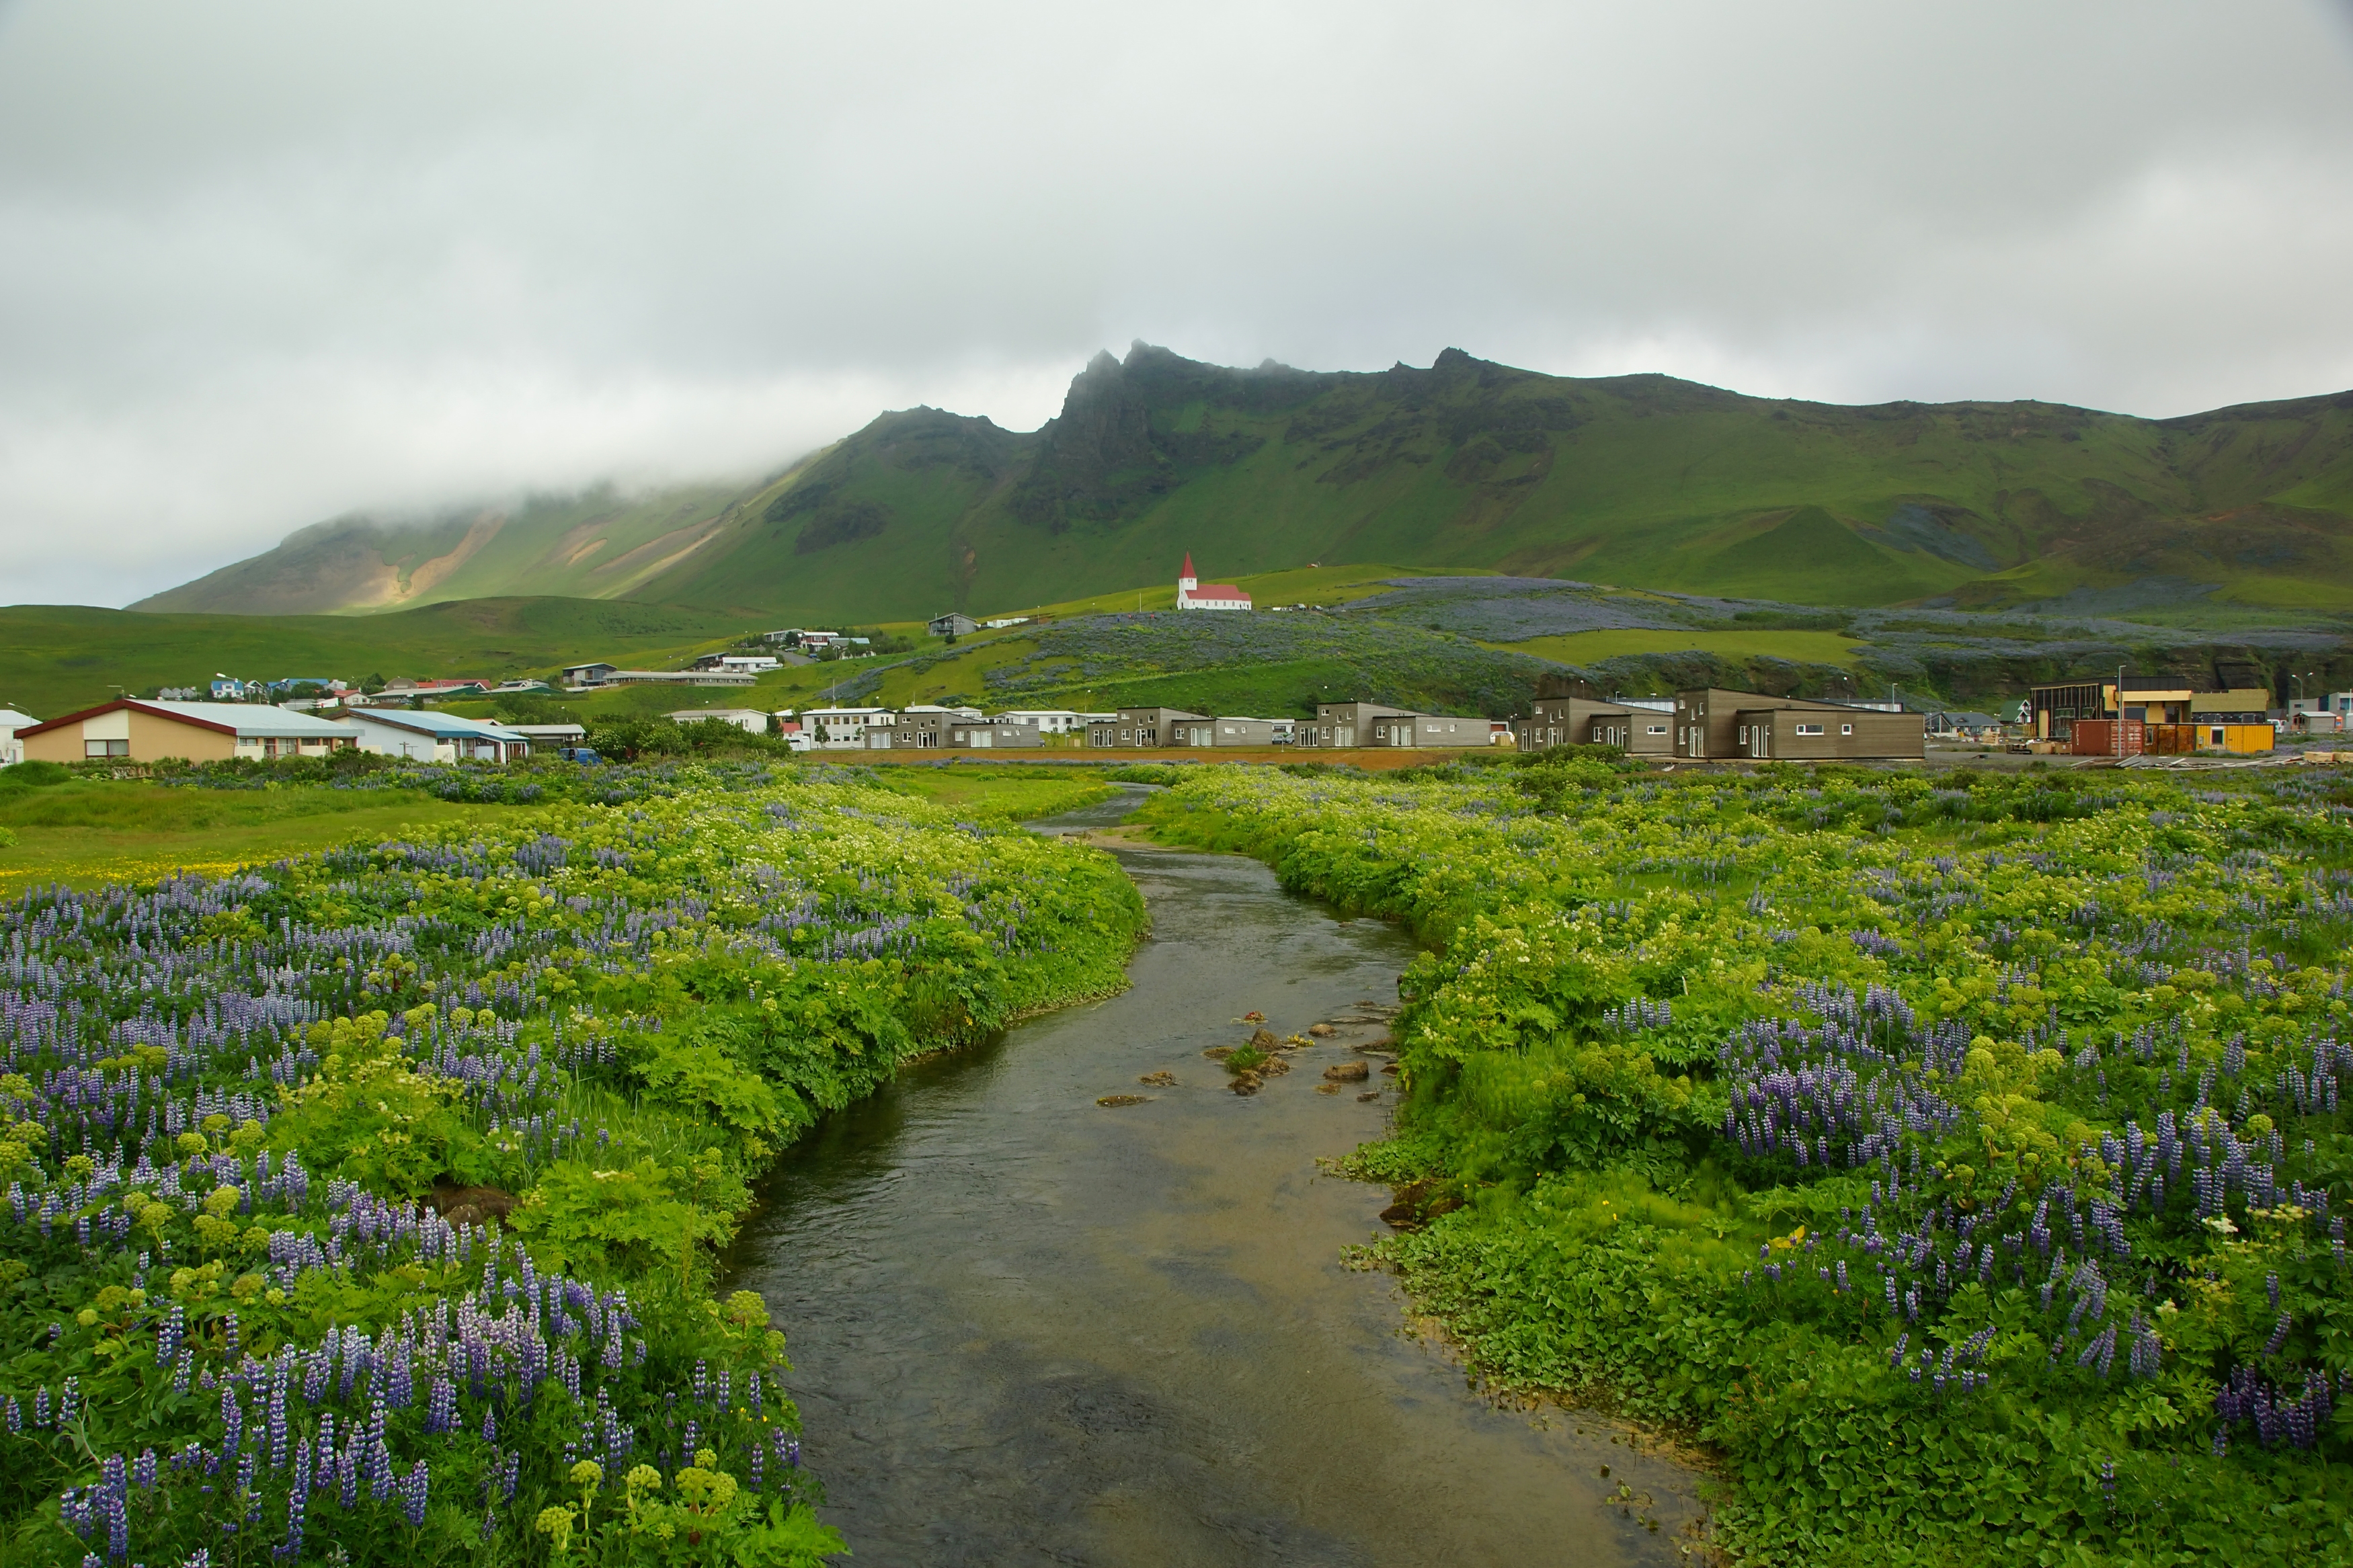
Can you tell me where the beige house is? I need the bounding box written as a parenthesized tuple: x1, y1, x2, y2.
(17, 700, 358, 763)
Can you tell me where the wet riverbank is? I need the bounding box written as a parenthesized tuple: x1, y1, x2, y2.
(728, 788, 1703, 1565)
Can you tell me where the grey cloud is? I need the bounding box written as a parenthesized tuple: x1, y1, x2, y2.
(1, 0, 2350, 605)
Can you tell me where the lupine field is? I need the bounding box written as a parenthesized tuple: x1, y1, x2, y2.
(1139, 757, 2353, 1565)
(0, 763, 1144, 1565)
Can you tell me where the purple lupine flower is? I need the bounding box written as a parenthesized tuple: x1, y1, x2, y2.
(97, 1453, 128, 1562)
(402, 1458, 429, 1528)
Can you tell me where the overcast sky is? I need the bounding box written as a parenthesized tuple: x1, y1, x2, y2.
(3, 1, 2352, 608)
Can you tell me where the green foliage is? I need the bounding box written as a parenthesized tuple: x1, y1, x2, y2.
(1142, 761, 2353, 1565)
(0, 766, 1148, 1563)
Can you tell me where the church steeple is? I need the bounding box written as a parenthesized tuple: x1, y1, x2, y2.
(1177, 553, 1197, 605)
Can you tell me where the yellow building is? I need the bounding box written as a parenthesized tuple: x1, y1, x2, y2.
(17, 700, 358, 763)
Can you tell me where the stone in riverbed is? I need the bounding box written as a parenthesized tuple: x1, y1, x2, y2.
(1323, 1061, 1369, 1082)
(1230, 1072, 1263, 1096)
(1316, 1082, 1342, 1096)
(1308, 1024, 1336, 1038)
(1248, 1028, 1279, 1050)
(1096, 1094, 1151, 1108)
(1357, 1091, 1381, 1102)
(1138, 1071, 1176, 1086)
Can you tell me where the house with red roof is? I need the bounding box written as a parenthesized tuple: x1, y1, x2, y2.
(1174, 554, 1250, 611)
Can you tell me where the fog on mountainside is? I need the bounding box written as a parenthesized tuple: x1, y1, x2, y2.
(132, 345, 2353, 625)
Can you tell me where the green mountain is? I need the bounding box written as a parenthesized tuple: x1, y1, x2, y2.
(134, 345, 2353, 622)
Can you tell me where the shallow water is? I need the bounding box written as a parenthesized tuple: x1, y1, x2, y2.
(728, 788, 1702, 1565)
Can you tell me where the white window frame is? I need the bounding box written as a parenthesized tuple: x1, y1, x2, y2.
(1794, 723, 1825, 737)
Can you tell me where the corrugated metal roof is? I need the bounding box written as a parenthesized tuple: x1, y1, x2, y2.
(344, 710, 526, 741)
(141, 701, 358, 738)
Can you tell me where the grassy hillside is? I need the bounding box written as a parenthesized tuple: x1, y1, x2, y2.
(127, 348, 2353, 625)
(130, 483, 758, 615)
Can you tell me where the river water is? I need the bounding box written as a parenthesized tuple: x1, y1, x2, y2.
(728, 788, 1702, 1565)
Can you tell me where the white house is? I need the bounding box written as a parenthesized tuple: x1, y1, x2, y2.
(666, 708, 770, 733)
(0, 708, 36, 767)
(692, 655, 781, 674)
(999, 709, 1088, 735)
(801, 706, 894, 749)
(336, 708, 531, 764)
(1174, 554, 1250, 612)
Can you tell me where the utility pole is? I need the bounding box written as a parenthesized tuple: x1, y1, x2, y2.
(2115, 663, 2128, 757)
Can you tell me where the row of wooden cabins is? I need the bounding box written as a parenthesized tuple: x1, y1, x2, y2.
(1516, 689, 1926, 761)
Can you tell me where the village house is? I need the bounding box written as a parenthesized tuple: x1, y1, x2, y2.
(1294, 702, 1407, 748)
(1195, 716, 1285, 746)
(1672, 688, 1925, 761)
(800, 706, 895, 749)
(0, 708, 36, 767)
(502, 723, 588, 751)
(16, 700, 359, 764)
(690, 654, 781, 674)
(1086, 707, 1208, 748)
(1514, 693, 1675, 756)
(890, 704, 986, 749)
(337, 708, 530, 764)
(1925, 710, 2007, 743)
(947, 719, 1042, 749)
(1367, 712, 1488, 748)
(927, 614, 980, 638)
(666, 708, 770, 733)
(560, 665, 756, 691)
(998, 709, 1089, 736)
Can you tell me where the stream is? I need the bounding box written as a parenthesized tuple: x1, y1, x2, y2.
(727, 787, 1703, 1565)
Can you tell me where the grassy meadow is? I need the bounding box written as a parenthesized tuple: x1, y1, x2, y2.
(0, 761, 1150, 1564)
(1135, 757, 2353, 1566)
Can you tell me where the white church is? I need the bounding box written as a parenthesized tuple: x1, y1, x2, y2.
(1174, 553, 1251, 611)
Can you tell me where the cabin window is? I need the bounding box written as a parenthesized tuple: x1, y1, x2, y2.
(1647, 725, 1666, 735)
(83, 739, 128, 757)
(1841, 725, 1853, 736)
(1795, 723, 1825, 737)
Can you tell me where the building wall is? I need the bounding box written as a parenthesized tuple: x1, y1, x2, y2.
(1593, 712, 1673, 755)
(1211, 718, 1275, 746)
(1741, 708, 1925, 761)
(24, 710, 239, 764)
(1369, 715, 1483, 747)
(1517, 697, 1670, 753)
(1299, 702, 1403, 747)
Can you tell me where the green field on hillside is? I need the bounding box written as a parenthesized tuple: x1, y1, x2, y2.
(1488, 628, 1868, 668)
(0, 597, 755, 718)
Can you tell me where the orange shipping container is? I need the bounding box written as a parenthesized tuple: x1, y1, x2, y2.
(2069, 719, 2144, 757)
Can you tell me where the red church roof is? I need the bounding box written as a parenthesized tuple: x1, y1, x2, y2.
(1181, 552, 1195, 579)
